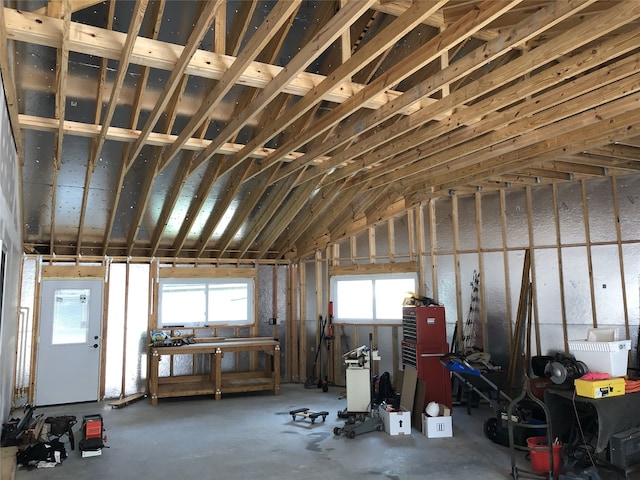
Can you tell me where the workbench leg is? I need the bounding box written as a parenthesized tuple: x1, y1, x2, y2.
(149, 350, 160, 406)
(214, 348, 222, 400)
(274, 345, 281, 396)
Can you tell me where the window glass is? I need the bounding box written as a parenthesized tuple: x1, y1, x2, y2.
(208, 283, 248, 321)
(375, 277, 415, 319)
(158, 278, 253, 326)
(332, 273, 416, 324)
(335, 280, 373, 319)
(161, 283, 206, 325)
(52, 289, 90, 344)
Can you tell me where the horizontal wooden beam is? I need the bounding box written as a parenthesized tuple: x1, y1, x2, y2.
(329, 261, 418, 276)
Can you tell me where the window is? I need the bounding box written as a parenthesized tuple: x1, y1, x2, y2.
(331, 273, 417, 324)
(158, 278, 254, 327)
(52, 288, 90, 344)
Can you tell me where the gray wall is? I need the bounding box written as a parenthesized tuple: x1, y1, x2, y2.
(303, 175, 640, 384)
(0, 78, 23, 420)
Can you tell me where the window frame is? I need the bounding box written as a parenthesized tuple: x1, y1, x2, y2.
(330, 272, 417, 325)
(157, 275, 255, 328)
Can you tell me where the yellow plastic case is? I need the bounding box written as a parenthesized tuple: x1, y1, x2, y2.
(574, 377, 625, 399)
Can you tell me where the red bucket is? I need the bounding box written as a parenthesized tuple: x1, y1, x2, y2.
(527, 436, 561, 476)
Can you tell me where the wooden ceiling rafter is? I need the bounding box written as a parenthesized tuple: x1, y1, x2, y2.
(181, 0, 378, 180)
(214, 3, 339, 259)
(433, 105, 640, 194)
(373, 91, 640, 200)
(288, 0, 637, 253)
(192, 158, 254, 258)
(123, 1, 225, 256)
(372, 0, 501, 43)
(339, 46, 640, 192)
(215, 1, 447, 258)
(154, 0, 304, 180)
(48, 0, 71, 255)
(101, 0, 165, 256)
(62, 0, 147, 254)
(3, 7, 420, 119)
(34, 0, 101, 16)
(206, 0, 450, 184)
(355, 63, 640, 197)
(88, 0, 148, 172)
(124, 0, 224, 172)
(235, 170, 302, 259)
(288, 0, 598, 190)
(125, 75, 189, 256)
(419, 87, 640, 191)
(255, 176, 335, 259)
(77, 0, 118, 256)
(168, 1, 306, 258)
(266, 0, 525, 188)
(176, 0, 382, 258)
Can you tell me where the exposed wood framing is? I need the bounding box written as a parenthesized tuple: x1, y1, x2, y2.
(525, 187, 541, 357)
(610, 177, 630, 341)
(552, 184, 570, 354)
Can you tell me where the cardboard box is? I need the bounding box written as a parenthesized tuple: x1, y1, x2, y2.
(381, 407, 412, 435)
(422, 413, 453, 438)
(574, 377, 625, 399)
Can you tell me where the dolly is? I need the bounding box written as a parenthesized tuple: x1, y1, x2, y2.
(289, 408, 329, 424)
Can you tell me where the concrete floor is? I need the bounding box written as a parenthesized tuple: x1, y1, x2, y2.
(12, 384, 619, 480)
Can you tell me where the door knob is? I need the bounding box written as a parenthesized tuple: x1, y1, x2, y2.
(92, 344, 99, 349)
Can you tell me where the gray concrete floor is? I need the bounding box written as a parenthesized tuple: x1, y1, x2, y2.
(12, 384, 619, 480)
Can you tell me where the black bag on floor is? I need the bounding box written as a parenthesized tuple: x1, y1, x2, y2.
(372, 371, 395, 404)
(17, 439, 67, 466)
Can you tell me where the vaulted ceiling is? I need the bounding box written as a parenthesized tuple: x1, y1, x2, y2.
(2, 0, 640, 261)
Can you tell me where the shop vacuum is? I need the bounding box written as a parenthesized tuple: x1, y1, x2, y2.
(78, 414, 106, 457)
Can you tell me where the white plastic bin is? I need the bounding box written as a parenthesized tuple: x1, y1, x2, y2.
(568, 340, 631, 377)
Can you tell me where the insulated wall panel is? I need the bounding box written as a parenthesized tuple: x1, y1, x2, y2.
(591, 245, 624, 327)
(532, 248, 564, 356)
(505, 189, 528, 249)
(479, 191, 502, 248)
(586, 178, 616, 244)
(457, 195, 478, 251)
(375, 222, 389, 258)
(617, 175, 640, 242)
(530, 185, 556, 247)
(557, 182, 586, 245)
(435, 198, 453, 253)
(561, 246, 593, 327)
(393, 215, 411, 258)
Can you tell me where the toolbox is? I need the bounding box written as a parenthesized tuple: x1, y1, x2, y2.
(78, 414, 105, 457)
(574, 377, 625, 399)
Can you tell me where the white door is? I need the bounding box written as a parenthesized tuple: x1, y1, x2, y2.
(35, 279, 103, 405)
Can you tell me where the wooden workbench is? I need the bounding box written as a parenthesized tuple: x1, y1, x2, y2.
(148, 338, 280, 405)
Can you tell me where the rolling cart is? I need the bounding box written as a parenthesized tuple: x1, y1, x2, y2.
(441, 353, 544, 448)
(508, 375, 557, 479)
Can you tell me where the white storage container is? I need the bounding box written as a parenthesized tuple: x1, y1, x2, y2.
(568, 339, 631, 377)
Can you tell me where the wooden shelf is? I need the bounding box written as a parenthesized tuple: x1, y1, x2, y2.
(157, 381, 216, 398)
